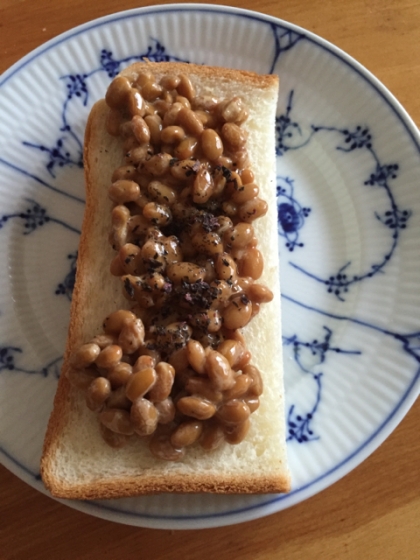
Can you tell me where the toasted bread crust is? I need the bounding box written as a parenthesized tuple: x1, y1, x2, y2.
(41, 63, 290, 499)
(42, 472, 289, 499)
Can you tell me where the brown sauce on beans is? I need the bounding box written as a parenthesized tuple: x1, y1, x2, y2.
(68, 70, 275, 461)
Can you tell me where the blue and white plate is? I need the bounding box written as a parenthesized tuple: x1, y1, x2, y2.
(0, 4, 419, 530)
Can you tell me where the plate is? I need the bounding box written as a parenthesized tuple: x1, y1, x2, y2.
(0, 4, 419, 530)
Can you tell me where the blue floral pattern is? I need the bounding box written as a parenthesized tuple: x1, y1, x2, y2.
(0, 198, 80, 235)
(269, 25, 304, 73)
(277, 176, 311, 251)
(0, 346, 62, 378)
(55, 252, 78, 300)
(277, 90, 411, 301)
(283, 326, 361, 442)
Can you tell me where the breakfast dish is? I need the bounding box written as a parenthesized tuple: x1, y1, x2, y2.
(41, 61, 291, 498)
(0, 5, 419, 529)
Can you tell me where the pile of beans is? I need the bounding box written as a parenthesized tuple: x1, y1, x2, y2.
(66, 70, 274, 461)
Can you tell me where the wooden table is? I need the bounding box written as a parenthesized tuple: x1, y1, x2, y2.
(1, 1, 419, 558)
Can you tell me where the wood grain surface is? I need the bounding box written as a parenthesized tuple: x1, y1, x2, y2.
(0, 1, 419, 558)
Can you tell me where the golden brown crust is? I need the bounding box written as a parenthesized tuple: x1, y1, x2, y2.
(48, 471, 291, 500)
(41, 62, 290, 499)
(41, 100, 124, 487)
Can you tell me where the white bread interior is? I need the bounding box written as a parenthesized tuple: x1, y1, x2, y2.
(40, 62, 290, 499)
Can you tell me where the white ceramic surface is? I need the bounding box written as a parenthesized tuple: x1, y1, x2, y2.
(0, 4, 419, 530)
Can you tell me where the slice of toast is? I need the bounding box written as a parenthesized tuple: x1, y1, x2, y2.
(41, 62, 290, 499)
